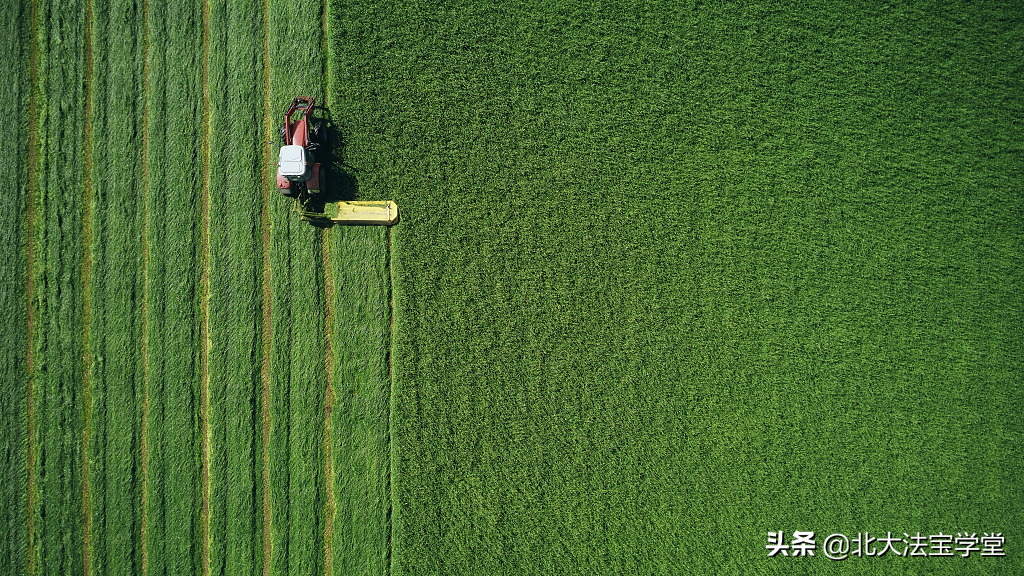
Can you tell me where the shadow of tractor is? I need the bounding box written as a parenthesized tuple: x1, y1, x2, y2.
(298, 104, 360, 226)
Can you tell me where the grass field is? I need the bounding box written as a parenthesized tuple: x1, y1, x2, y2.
(3, 0, 1022, 575)
(329, 0, 1023, 574)
(1, 1, 30, 574)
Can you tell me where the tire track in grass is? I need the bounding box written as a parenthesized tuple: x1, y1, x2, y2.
(320, 2, 335, 574)
(201, 0, 213, 573)
(260, 0, 273, 572)
(386, 227, 394, 576)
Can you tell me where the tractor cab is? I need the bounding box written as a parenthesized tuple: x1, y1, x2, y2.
(277, 144, 312, 182)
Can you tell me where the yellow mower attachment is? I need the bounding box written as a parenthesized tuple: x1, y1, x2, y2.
(300, 200, 399, 226)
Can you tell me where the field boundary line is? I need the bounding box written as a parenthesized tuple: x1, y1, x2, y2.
(386, 227, 394, 576)
(321, 231, 334, 576)
(260, 0, 273, 573)
(81, 0, 96, 573)
(199, 0, 212, 573)
(25, 0, 39, 572)
(320, 3, 335, 575)
(139, 0, 150, 574)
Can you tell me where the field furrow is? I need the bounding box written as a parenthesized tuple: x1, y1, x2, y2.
(267, 0, 328, 574)
(139, 0, 150, 572)
(320, 4, 335, 575)
(207, 0, 266, 574)
(144, 0, 205, 574)
(86, 0, 147, 573)
(0, 0, 31, 574)
(29, 1, 87, 573)
(259, 0, 273, 572)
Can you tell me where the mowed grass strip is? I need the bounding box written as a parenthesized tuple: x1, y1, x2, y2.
(327, 225, 391, 576)
(324, 5, 393, 569)
(29, 1, 86, 573)
(207, 0, 266, 574)
(0, 0, 31, 573)
(334, 1, 1024, 575)
(144, 0, 204, 574)
(87, 0, 146, 573)
(268, 0, 328, 573)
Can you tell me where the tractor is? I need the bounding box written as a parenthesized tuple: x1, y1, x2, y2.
(276, 96, 398, 225)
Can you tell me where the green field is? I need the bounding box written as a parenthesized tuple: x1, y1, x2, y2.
(2, 0, 1022, 575)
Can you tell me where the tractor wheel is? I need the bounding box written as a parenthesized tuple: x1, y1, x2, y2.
(310, 120, 326, 145)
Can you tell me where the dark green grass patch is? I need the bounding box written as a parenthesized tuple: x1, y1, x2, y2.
(207, 0, 265, 574)
(0, 0, 31, 573)
(30, 1, 86, 573)
(331, 1, 1023, 574)
(87, 0, 147, 573)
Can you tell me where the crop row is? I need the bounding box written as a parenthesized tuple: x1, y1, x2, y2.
(206, 0, 265, 574)
(325, 2, 395, 573)
(0, 1, 31, 574)
(327, 225, 392, 576)
(87, 0, 148, 573)
(143, 0, 204, 573)
(30, 1, 87, 574)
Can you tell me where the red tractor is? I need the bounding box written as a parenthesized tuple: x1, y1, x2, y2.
(275, 96, 399, 225)
(276, 96, 325, 198)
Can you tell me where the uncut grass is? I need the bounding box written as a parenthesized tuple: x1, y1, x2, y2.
(207, 0, 265, 574)
(87, 0, 147, 573)
(29, 1, 86, 573)
(333, 1, 1024, 575)
(268, 0, 327, 574)
(0, 1, 30, 573)
(145, 0, 205, 573)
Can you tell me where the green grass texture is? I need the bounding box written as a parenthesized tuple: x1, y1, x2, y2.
(207, 0, 266, 574)
(30, 1, 86, 574)
(325, 5, 393, 576)
(329, 1, 1023, 574)
(88, 0, 147, 573)
(0, 0, 30, 574)
(327, 223, 392, 576)
(144, 0, 204, 573)
(267, 0, 328, 574)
